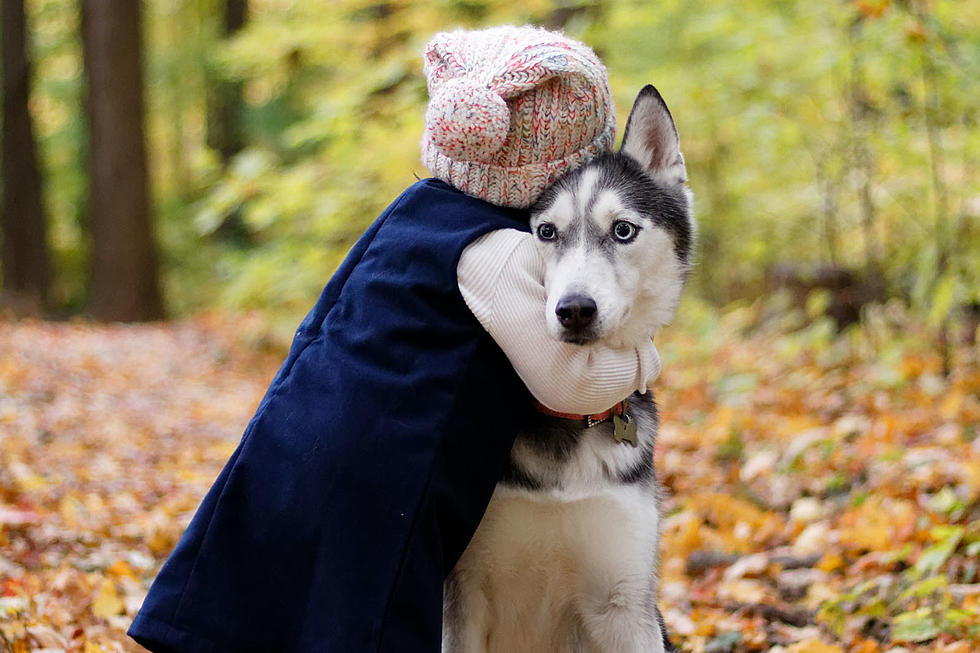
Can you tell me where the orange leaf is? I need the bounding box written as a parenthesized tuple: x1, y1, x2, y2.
(849, 638, 880, 653)
(787, 640, 843, 653)
(816, 552, 844, 573)
(106, 560, 136, 580)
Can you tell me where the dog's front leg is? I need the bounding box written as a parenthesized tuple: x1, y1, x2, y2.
(573, 492, 666, 653)
(442, 569, 490, 653)
(577, 576, 665, 653)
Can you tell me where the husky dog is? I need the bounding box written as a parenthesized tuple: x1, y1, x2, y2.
(443, 86, 695, 653)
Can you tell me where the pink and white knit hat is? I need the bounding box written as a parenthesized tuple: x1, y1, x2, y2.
(421, 26, 616, 208)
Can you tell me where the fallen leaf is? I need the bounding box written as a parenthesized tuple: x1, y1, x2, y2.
(786, 639, 843, 653)
(90, 580, 124, 621)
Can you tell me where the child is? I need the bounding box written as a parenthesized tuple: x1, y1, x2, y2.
(129, 26, 660, 653)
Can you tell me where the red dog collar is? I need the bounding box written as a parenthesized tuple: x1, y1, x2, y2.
(533, 398, 629, 428)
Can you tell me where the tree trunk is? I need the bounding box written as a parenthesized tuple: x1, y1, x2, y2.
(206, 0, 252, 245)
(846, 18, 882, 275)
(914, 1, 954, 374)
(81, 0, 164, 321)
(1, 0, 49, 315)
(207, 0, 248, 161)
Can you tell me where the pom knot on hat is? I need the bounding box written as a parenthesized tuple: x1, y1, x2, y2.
(426, 78, 510, 161)
(421, 26, 616, 209)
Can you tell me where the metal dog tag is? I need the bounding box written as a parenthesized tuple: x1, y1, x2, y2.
(613, 413, 638, 447)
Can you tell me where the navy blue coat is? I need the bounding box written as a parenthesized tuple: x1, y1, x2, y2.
(129, 179, 532, 653)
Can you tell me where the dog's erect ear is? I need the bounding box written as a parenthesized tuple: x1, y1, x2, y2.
(620, 85, 687, 186)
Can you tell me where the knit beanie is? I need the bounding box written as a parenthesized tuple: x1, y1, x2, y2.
(421, 26, 616, 209)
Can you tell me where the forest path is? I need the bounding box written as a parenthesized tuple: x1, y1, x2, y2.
(0, 317, 977, 652)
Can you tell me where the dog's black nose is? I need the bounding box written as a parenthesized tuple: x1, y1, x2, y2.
(555, 295, 597, 330)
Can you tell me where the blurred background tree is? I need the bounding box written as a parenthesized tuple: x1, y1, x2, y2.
(0, 0, 977, 350)
(1, 0, 49, 315)
(81, 0, 163, 321)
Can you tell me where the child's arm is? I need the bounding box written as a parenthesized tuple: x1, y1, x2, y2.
(458, 229, 661, 415)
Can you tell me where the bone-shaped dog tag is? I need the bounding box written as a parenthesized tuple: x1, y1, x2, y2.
(613, 413, 638, 447)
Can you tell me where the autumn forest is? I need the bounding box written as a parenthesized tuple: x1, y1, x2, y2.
(1, 0, 978, 651)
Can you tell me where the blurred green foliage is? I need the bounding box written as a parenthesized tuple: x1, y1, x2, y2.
(20, 0, 980, 327)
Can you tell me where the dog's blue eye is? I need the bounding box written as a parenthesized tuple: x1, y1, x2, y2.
(613, 221, 637, 242)
(537, 223, 557, 241)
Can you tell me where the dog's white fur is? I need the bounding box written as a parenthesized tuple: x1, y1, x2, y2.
(446, 411, 666, 652)
(538, 180, 689, 349)
(444, 86, 693, 653)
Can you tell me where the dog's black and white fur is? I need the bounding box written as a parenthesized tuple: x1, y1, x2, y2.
(443, 86, 694, 653)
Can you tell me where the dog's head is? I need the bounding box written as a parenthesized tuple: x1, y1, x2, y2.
(530, 85, 695, 348)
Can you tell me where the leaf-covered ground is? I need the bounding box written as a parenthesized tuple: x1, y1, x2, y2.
(1, 310, 978, 652)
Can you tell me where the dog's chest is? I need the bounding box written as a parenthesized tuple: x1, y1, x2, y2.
(452, 485, 660, 650)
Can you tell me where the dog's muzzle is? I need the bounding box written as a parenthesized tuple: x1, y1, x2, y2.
(555, 294, 597, 332)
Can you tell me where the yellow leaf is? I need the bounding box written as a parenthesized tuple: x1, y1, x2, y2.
(838, 497, 916, 551)
(0, 618, 27, 643)
(786, 640, 842, 653)
(717, 579, 775, 604)
(91, 579, 124, 620)
(106, 559, 136, 580)
(940, 390, 963, 419)
(59, 494, 87, 529)
(146, 527, 176, 556)
(816, 552, 843, 573)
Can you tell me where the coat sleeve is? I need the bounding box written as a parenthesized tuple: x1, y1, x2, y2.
(457, 228, 661, 415)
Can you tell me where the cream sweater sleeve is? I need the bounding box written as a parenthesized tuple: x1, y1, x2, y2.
(458, 229, 661, 415)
